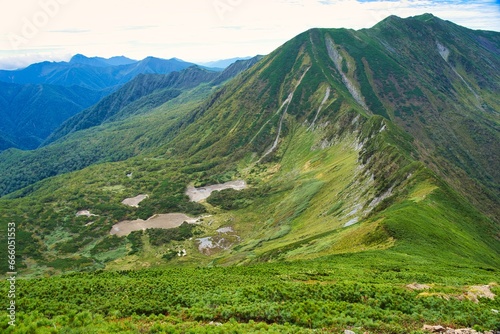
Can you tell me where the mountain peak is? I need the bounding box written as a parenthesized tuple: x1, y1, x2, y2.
(69, 54, 137, 67)
(69, 54, 107, 67)
(69, 53, 89, 61)
(413, 12, 437, 21)
(373, 13, 444, 30)
(374, 14, 403, 26)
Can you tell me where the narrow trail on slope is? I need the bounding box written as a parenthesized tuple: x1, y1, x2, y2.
(259, 66, 311, 161)
(309, 86, 331, 130)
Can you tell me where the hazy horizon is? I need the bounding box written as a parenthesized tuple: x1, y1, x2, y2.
(1, 0, 499, 70)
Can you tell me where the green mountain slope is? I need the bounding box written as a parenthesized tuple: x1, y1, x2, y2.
(0, 14, 498, 274)
(364, 14, 500, 220)
(154, 24, 499, 266)
(165, 17, 499, 221)
(0, 14, 498, 333)
(45, 66, 220, 144)
(0, 82, 105, 150)
(0, 59, 262, 197)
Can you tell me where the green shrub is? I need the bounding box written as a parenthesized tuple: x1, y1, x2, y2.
(206, 188, 256, 210)
(147, 222, 196, 246)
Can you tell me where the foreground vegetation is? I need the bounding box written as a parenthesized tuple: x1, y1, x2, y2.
(1, 255, 499, 333)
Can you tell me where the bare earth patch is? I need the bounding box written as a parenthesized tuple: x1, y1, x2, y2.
(76, 210, 98, 217)
(417, 284, 497, 306)
(196, 226, 240, 255)
(110, 213, 200, 237)
(121, 194, 149, 207)
(466, 285, 496, 303)
(186, 180, 247, 202)
(423, 324, 497, 333)
(407, 283, 432, 290)
(216, 227, 234, 233)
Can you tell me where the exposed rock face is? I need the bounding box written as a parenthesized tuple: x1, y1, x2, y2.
(466, 285, 496, 303)
(326, 36, 368, 111)
(423, 325, 498, 334)
(76, 210, 98, 217)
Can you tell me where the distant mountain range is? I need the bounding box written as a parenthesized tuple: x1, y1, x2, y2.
(198, 57, 254, 69)
(0, 54, 196, 90)
(45, 66, 222, 145)
(0, 55, 200, 150)
(69, 54, 137, 67)
(0, 56, 263, 196)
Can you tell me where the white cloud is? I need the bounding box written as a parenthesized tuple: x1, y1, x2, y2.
(0, 0, 498, 69)
(0, 49, 72, 70)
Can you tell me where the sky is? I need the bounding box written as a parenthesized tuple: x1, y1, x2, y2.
(0, 0, 499, 69)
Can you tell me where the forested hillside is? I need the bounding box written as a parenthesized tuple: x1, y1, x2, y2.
(0, 82, 104, 150)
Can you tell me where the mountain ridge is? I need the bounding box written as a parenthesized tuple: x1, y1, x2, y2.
(0, 58, 265, 196)
(0, 14, 498, 276)
(0, 56, 196, 90)
(43, 66, 219, 144)
(69, 54, 137, 67)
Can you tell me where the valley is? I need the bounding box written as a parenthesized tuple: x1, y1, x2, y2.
(0, 13, 498, 333)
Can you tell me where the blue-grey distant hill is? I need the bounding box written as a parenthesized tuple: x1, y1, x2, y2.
(198, 57, 253, 69)
(0, 55, 196, 91)
(0, 55, 197, 150)
(0, 81, 105, 150)
(69, 54, 137, 67)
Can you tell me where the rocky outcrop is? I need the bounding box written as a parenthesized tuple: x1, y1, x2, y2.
(423, 325, 498, 334)
(326, 36, 368, 111)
